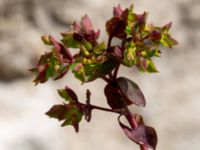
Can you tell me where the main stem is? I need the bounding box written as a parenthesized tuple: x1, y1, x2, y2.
(102, 36, 148, 150)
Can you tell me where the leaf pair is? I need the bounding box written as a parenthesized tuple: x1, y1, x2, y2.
(118, 115, 157, 150)
(104, 77, 146, 110)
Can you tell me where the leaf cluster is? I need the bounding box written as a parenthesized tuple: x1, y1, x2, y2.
(30, 4, 177, 150)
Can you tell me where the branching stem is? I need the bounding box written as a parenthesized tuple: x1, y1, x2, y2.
(80, 103, 121, 114)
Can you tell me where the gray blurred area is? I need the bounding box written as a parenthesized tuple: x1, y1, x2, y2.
(0, 0, 200, 150)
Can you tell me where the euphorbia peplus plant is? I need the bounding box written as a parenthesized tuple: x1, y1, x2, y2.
(30, 4, 177, 150)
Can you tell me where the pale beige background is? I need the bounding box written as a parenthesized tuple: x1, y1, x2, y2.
(0, 0, 200, 150)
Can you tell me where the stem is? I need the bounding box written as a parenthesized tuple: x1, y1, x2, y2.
(101, 76, 112, 84)
(80, 103, 121, 114)
(107, 36, 113, 48)
(91, 105, 121, 114)
(113, 63, 120, 79)
(140, 145, 148, 150)
(106, 35, 114, 80)
(125, 106, 148, 150)
(108, 72, 113, 80)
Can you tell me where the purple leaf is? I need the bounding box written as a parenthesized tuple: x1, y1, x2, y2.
(73, 22, 81, 32)
(81, 15, 93, 32)
(104, 84, 125, 109)
(162, 22, 172, 32)
(58, 86, 78, 103)
(113, 4, 123, 17)
(118, 115, 157, 150)
(113, 46, 123, 60)
(106, 17, 127, 39)
(49, 36, 73, 63)
(31, 64, 49, 85)
(45, 104, 67, 121)
(65, 86, 78, 102)
(117, 77, 146, 107)
(72, 15, 100, 42)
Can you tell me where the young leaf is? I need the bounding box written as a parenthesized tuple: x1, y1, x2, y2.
(57, 86, 78, 103)
(93, 42, 106, 55)
(113, 4, 123, 17)
(49, 36, 74, 63)
(160, 33, 178, 48)
(106, 17, 127, 39)
(117, 77, 146, 107)
(122, 42, 136, 67)
(61, 33, 80, 48)
(146, 59, 159, 73)
(41, 35, 53, 45)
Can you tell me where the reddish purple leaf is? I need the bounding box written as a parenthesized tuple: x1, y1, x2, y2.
(148, 30, 162, 42)
(117, 77, 146, 107)
(54, 66, 69, 80)
(118, 115, 157, 150)
(72, 15, 100, 42)
(113, 46, 123, 60)
(57, 87, 78, 103)
(162, 22, 172, 31)
(49, 36, 73, 63)
(81, 15, 93, 32)
(104, 84, 125, 109)
(106, 17, 127, 39)
(32, 64, 49, 84)
(136, 12, 148, 25)
(73, 22, 81, 32)
(66, 86, 78, 102)
(113, 4, 123, 17)
(45, 104, 67, 121)
(84, 29, 100, 42)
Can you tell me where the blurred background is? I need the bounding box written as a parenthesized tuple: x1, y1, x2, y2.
(0, 0, 200, 150)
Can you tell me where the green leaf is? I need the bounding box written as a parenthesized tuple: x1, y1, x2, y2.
(84, 57, 116, 82)
(61, 34, 80, 48)
(122, 42, 136, 67)
(80, 45, 90, 56)
(146, 60, 158, 73)
(93, 42, 106, 55)
(57, 87, 78, 103)
(82, 39, 92, 50)
(46, 104, 83, 132)
(125, 5, 135, 35)
(69, 62, 80, 71)
(73, 56, 116, 83)
(41, 35, 52, 45)
(160, 33, 178, 48)
(141, 48, 161, 58)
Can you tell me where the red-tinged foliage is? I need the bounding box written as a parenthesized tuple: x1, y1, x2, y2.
(117, 77, 146, 107)
(104, 84, 125, 110)
(118, 115, 157, 150)
(31, 3, 177, 150)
